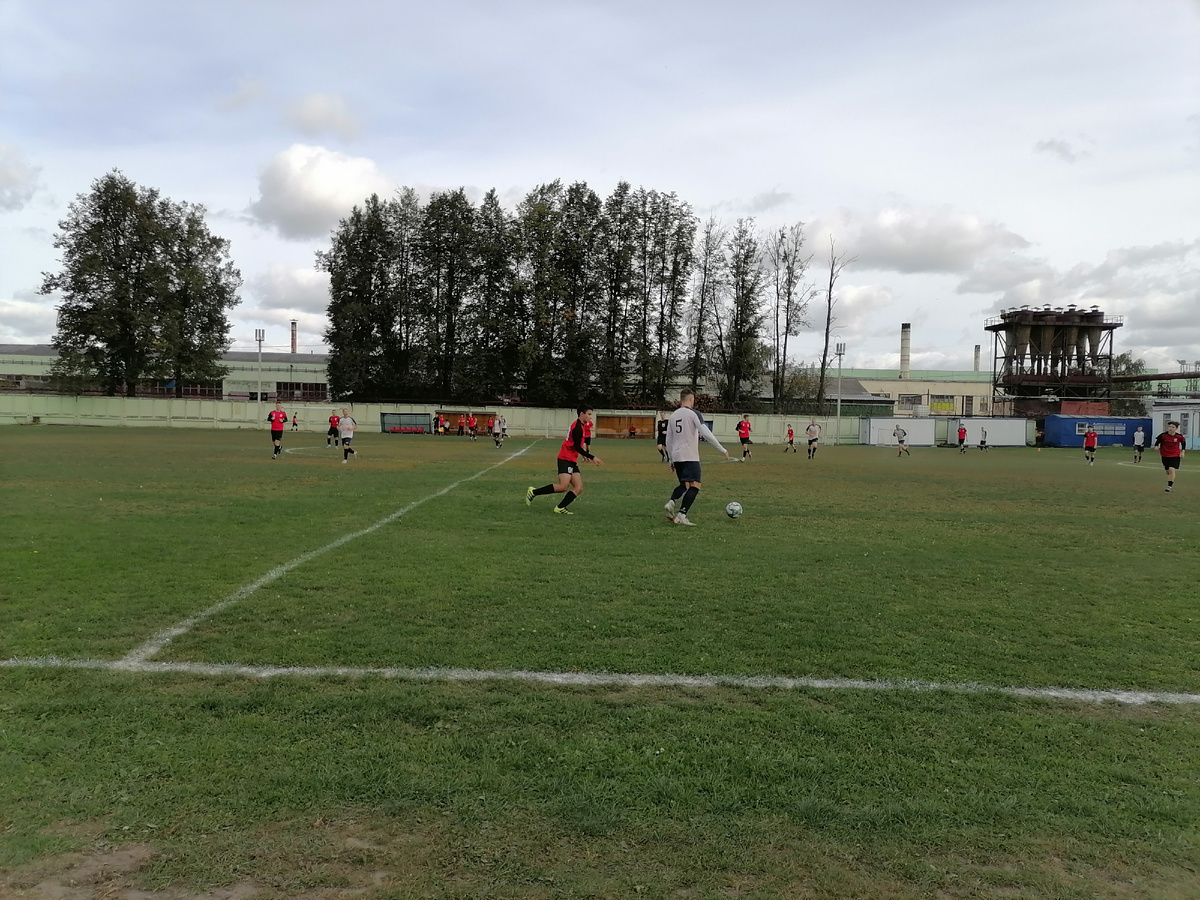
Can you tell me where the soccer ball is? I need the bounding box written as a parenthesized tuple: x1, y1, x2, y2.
(725, 501, 743, 519)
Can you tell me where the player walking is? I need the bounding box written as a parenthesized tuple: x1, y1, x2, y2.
(957, 425, 967, 453)
(663, 388, 731, 526)
(326, 411, 341, 447)
(1154, 421, 1185, 492)
(784, 424, 796, 453)
(805, 419, 821, 459)
(979, 427, 989, 452)
(525, 406, 604, 515)
(469, 414, 478, 441)
(338, 408, 358, 464)
(655, 411, 670, 462)
(267, 401, 288, 459)
(1132, 426, 1146, 463)
(736, 415, 753, 460)
(893, 425, 910, 456)
(290, 412, 299, 431)
(1083, 425, 1098, 465)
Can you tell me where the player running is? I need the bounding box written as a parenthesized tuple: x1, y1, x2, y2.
(736, 415, 753, 460)
(326, 411, 341, 447)
(805, 419, 821, 459)
(957, 425, 967, 453)
(663, 388, 731, 526)
(1132, 426, 1146, 463)
(655, 411, 670, 462)
(784, 424, 796, 453)
(290, 412, 299, 431)
(1154, 421, 1185, 492)
(338, 408, 358, 464)
(526, 406, 604, 515)
(267, 401, 288, 459)
(1083, 425, 1098, 465)
(893, 424, 910, 456)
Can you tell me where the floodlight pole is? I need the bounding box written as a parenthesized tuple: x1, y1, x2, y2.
(835, 342, 846, 445)
(255, 329, 265, 411)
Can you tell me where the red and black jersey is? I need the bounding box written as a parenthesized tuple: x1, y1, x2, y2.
(558, 419, 594, 463)
(736, 420, 751, 439)
(1155, 432, 1186, 457)
(329, 415, 341, 428)
(1083, 430, 1098, 448)
(267, 410, 289, 430)
(958, 428, 967, 440)
(787, 428, 794, 441)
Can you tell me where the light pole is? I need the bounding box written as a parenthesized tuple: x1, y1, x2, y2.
(834, 342, 846, 445)
(255, 328, 265, 408)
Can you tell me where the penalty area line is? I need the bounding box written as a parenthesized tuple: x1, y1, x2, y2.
(2, 655, 1199, 707)
(118, 441, 538, 666)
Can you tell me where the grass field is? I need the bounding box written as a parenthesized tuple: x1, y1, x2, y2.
(2, 425, 1198, 899)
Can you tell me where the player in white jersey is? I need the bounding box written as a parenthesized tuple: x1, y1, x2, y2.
(893, 425, 910, 456)
(1132, 426, 1146, 463)
(805, 419, 821, 459)
(338, 408, 358, 464)
(663, 388, 731, 525)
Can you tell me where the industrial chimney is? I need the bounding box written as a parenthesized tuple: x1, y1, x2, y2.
(973, 344, 981, 372)
(899, 323, 911, 379)
(290, 320, 297, 354)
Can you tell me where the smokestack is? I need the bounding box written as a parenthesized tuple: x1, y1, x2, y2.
(973, 344, 981, 372)
(900, 323, 911, 379)
(290, 320, 297, 354)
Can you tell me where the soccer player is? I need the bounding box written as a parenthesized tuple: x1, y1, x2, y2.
(457, 415, 466, 437)
(805, 419, 821, 459)
(290, 412, 299, 431)
(663, 388, 731, 526)
(957, 425, 967, 453)
(784, 424, 796, 453)
(893, 424, 910, 456)
(338, 407, 358, 464)
(266, 401, 288, 459)
(655, 411, 669, 462)
(1132, 426, 1146, 463)
(1083, 424, 1098, 465)
(525, 405, 604, 515)
(978, 427, 988, 452)
(736, 415, 753, 460)
(326, 411, 341, 447)
(1154, 421, 1185, 492)
(499, 415, 507, 437)
(469, 413, 478, 441)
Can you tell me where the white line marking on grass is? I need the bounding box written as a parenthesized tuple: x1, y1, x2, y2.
(118, 442, 537, 665)
(2, 655, 1199, 706)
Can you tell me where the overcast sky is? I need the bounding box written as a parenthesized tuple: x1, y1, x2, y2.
(2, 0, 1198, 372)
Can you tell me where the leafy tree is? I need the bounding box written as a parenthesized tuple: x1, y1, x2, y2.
(460, 189, 522, 401)
(41, 170, 239, 397)
(766, 223, 812, 410)
(597, 182, 638, 404)
(418, 188, 478, 398)
(1109, 351, 1150, 416)
(712, 218, 768, 406)
(686, 217, 727, 392)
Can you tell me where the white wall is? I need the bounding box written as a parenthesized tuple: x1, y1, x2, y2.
(947, 417, 1031, 446)
(859, 417, 937, 446)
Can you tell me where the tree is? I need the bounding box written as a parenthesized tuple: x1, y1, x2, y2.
(41, 170, 240, 397)
(417, 188, 478, 398)
(815, 236, 855, 411)
(765, 223, 812, 410)
(686, 217, 727, 392)
(712, 218, 769, 406)
(1109, 351, 1151, 416)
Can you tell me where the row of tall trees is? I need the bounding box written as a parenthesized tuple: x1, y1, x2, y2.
(42, 171, 241, 397)
(324, 182, 826, 409)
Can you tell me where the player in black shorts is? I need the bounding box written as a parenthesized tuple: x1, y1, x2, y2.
(655, 411, 669, 462)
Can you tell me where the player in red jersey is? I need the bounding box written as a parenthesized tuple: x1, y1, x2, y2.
(736, 415, 753, 460)
(327, 411, 341, 447)
(784, 424, 796, 453)
(525, 405, 604, 515)
(1083, 425, 1099, 465)
(1154, 421, 1186, 492)
(957, 425, 967, 453)
(584, 417, 593, 453)
(468, 414, 478, 441)
(266, 401, 289, 459)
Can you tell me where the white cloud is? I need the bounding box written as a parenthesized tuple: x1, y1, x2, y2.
(249, 264, 330, 313)
(0, 145, 42, 211)
(0, 290, 57, 342)
(248, 144, 393, 240)
(800, 283, 894, 340)
(810, 207, 1029, 275)
(285, 93, 361, 141)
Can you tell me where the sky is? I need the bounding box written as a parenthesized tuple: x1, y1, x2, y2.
(1, 0, 1198, 372)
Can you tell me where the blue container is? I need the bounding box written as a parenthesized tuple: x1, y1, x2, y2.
(1043, 415, 1152, 448)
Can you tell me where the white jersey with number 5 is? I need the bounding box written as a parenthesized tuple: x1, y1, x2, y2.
(666, 407, 726, 462)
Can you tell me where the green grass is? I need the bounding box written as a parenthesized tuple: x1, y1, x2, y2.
(2, 425, 1199, 898)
